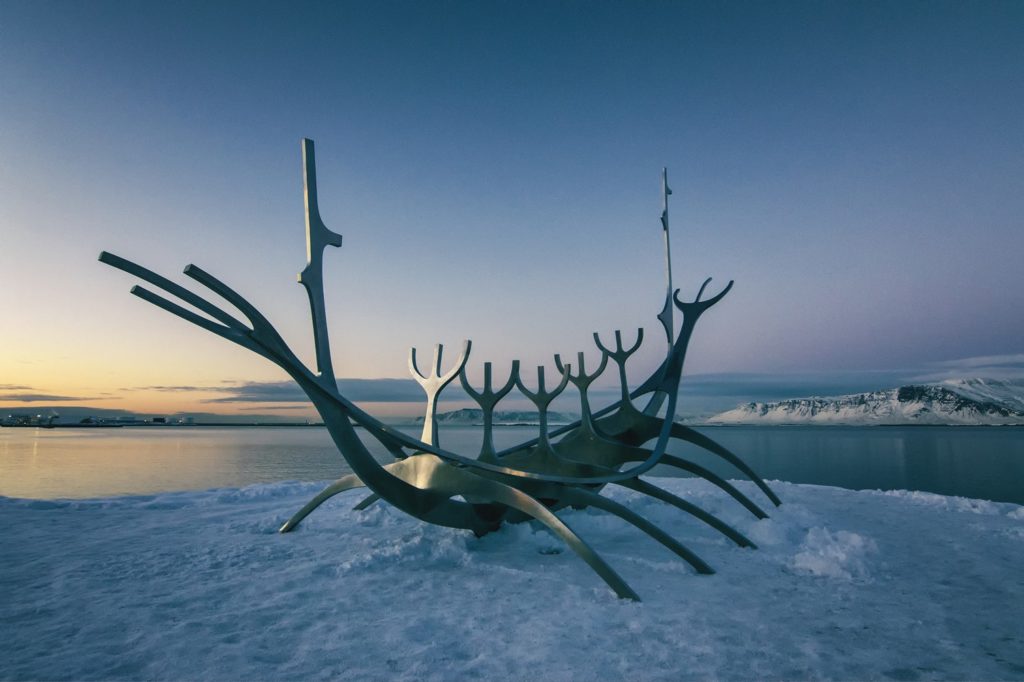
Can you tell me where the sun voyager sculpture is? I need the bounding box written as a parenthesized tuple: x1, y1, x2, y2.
(101, 139, 781, 600)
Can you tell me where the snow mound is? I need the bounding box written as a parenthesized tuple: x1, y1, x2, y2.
(791, 527, 878, 580)
(2, 479, 1022, 680)
(941, 377, 1024, 413)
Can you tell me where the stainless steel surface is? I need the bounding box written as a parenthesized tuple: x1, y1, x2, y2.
(298, 139, 343, 391)
(100, 138, 781, 600)
(409, 341, 471, 448)
(647, 167, 675, 417)
(460, 360, 520, 462)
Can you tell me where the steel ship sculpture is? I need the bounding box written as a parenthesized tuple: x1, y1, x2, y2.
(100, 139, 781, 600)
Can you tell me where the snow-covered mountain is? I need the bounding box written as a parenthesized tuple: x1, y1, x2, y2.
(707, 378, 1024, 425)
(414, 408, 577, 426)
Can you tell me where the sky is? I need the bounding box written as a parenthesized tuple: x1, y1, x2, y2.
(1, 1, 1022, 421)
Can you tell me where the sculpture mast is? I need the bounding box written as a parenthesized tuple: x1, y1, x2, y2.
(644, 168, 674, 416)
(298, 138, 344, 391)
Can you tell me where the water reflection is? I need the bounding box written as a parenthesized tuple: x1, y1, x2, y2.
(1, 425, 1022, 504)
(0, 427, 350, 499)
(675, 426, 1024, 505)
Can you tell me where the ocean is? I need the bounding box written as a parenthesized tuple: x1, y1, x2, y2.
(1, 424, 1022, 503)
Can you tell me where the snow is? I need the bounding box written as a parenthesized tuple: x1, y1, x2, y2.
(942, 378, 1024, 414)
(708, 379, 1024, 425)
(2, 478, 1023, 680)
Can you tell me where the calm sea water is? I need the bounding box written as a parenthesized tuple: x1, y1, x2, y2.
(1, 425, 1022, 504)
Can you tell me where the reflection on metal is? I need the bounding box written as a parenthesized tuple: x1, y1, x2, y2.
(410, 342, 471, 448)
(298, 140, 343, 391)
(100, 138, 782, 601)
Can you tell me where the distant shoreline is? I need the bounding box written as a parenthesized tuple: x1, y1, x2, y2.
(0, 422, 326, 429)
(4, 422, 1023, 430)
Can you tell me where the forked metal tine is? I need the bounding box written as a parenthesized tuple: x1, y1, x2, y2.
(695, 277, 712, 302)
(515, 364, 571, 406)
(515, 363, 571, 449)
(432, 344, 444, 378)
(409, 346, 424, 383)
(439, 342, 470, 384)
(672, 278, 734, 314)
(555, 351, 609, 430)
(593, 328, 644, 361)
(410, 340, 472, 388)
(460, 360, 518, 405)
(554, 351, 608, 388)
(553, 354, 567, 377)
(593, 328, 643, 407)
(460, 360, 519, 461)
(409, 340, 472, 447)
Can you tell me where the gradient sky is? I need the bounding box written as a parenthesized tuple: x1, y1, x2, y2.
(2, 1, 1022, 419)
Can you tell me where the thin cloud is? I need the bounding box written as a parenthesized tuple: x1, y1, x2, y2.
(106, 355, 1024, 416)
(120, 379, 431, 404)
(199, 378, 453, 404)
(929, 353, 1024, 368)
(0, 393, 100, 403)
(236, 405, 313, 411)
(202, 382, 310, 403)
(910, 354, 1024, 382)
(0, 384, 33, 391)
(127, 385, 232, 392)
(673, 370, 907, 399)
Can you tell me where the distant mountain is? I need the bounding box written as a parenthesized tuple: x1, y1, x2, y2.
(414, 408, 577, 426)
(707, 378, 1024, 425)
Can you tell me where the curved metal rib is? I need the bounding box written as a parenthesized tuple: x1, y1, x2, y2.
(669, 424, 782, 507)
(558, 487, 713, 574)
(617, 478, 756, 549)
(128, 285, 251, 349)
(427, 465, 641, 601)
(657, 454, 768, 519)
(352, 492, 380, 511)
(280, 473, 367, 532)
(99, 252, 249, 332)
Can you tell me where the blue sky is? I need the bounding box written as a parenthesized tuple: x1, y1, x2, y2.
(1, 1, 1022, 418)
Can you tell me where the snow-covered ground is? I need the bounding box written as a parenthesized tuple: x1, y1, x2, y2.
(2, 478, 1022, 680)
(708, 378, 1024, 425)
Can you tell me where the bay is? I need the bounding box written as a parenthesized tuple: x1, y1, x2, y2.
(1, 425, 1022, 504)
